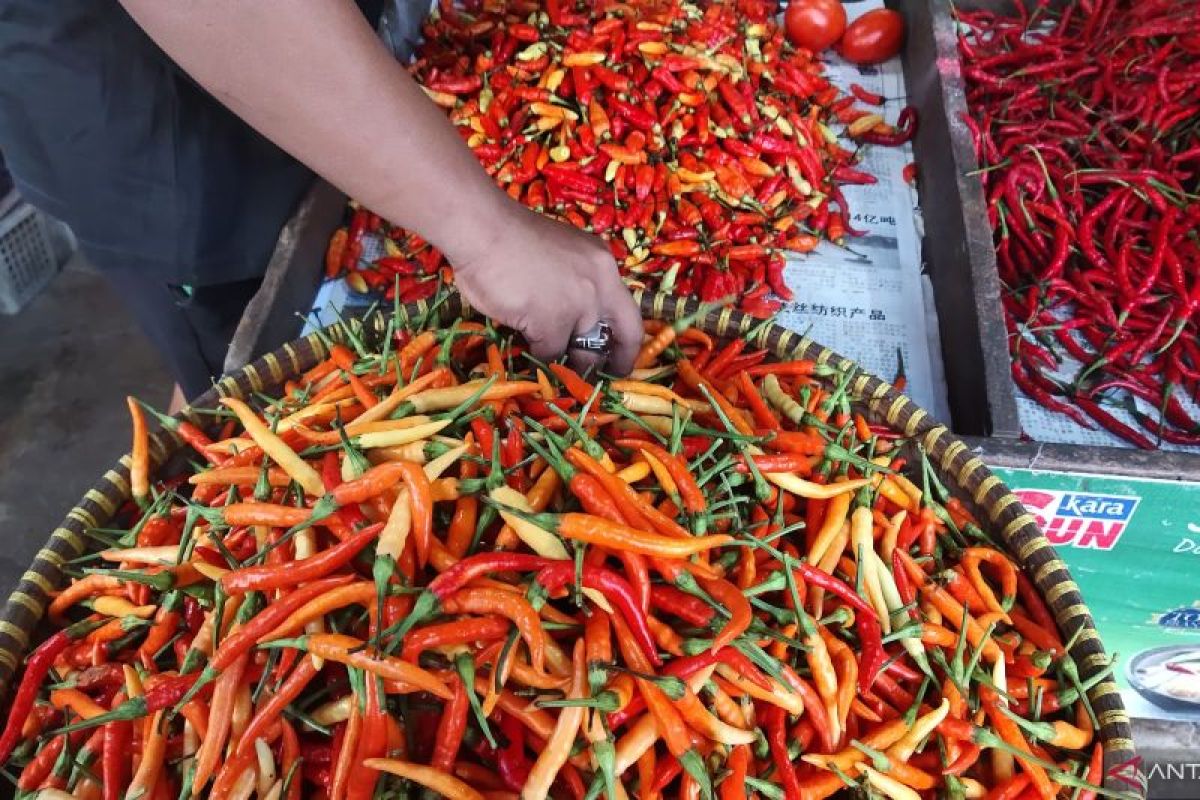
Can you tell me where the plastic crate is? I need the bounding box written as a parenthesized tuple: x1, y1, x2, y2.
(0, 203, 61, 314)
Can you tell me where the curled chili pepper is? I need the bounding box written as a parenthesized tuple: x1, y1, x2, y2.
(535, 562, 661, 667)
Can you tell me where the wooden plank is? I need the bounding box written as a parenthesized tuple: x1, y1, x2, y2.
(967, 436, 1200, 482)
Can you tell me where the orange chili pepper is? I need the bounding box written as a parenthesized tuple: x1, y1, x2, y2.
(269, 633, 451, 698)
(330, 344, 379, 409)
(544, 512, 731, 558)
(394, 460, 435, 567)
(615, 439, 706, 514)
(898, 550, 1003, 663)
(331, 693, 363, 800)
(944, 567, 990, 614)
(126, 396, 150, 506)
(236, 657, 319, 757)
(442, 588, 548, 676)
(983, 690, 1058, 800)
(401, 616, 511, 664)
(49, 689, 108, 721)
(1008, 608, 1065, 655)
(126, 712, 166, 799)
(584, 609, 613, 665)
(261, 581, 377, 641)
(564, 448, 689, 540)
(325, 229, 348, 277)
(961, 546, 1019, 621)
(191, 654, 248, 792)
(547, 362, 595, 404)
(208, 746, 258, 800)
(638, 678, 692, 757)
(820, 627, 858, 735)
(524, 641, 586, 800)
(365, 759, 484, 800)
(398, 330, 438, 374)
(697, 576, 751, 652)
(675, 359, 755, 435)
(49, 574, 123, 624)
(738, 371, 781, 430)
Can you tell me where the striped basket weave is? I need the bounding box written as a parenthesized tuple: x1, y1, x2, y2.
(0, 290, 1139, 793)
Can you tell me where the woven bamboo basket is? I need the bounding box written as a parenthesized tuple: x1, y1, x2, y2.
(0, 289, 1140, 794)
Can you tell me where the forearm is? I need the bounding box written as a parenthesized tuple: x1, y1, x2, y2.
(119, 0, 643, 372)
(118, 0, 509, 264)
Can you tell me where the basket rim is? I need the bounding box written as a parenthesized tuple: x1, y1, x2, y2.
(0, 288, 1140, 794)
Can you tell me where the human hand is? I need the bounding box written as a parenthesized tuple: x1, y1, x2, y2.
(448, 205, 643, 376)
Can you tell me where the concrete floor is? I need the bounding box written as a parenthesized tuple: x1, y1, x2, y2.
(0, 259, 171, 601)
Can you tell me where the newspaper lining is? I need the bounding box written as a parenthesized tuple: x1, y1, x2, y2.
(772, 2, 950, 423)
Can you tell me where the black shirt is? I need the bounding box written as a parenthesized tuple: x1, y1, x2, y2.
(0, 1, 379, 285)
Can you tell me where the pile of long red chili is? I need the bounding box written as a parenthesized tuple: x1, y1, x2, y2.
(958, 0, 1200, 448)
(326, 0, 915, 316)
(0, 305, 1123, 800)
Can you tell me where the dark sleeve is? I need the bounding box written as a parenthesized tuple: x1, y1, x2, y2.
(0, 0, 403, 285)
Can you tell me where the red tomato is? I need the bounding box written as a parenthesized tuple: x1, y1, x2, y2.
(784, 0, 847, 53)
(839, 8, 905, 65)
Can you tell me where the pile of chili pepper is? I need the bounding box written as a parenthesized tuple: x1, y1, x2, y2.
(958, 0, 1200, 448)
(1, 296, 1124, 799)
(325, 0, 916, 316)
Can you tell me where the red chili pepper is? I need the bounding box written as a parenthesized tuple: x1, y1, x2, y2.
(1074, 395, 1155, 450)
(649, 584, 714, 627)
(832, 165, 878, 185)
(495, 713, 532, 790)
(763, 704, 803, 800)
(590, 203, 616, 234)
(428, 552, 552, 601)
(100, 704, 130, 800)
(752, 132, 801, 157)
(535, 562, 660, 667)
(662, 647, 772, 690)
(428, 74, 485, 94)
(633, 163, 655, 201)
(0, 617, 104, 763)
(402, 618, 510, 666)
(850, 83, 885, 105)
(138, 403, 224, 466)
(892, 549, 918, 616)
(765, 255, 793, 301)
(341, 209, 368, 272)
(347, 675, 388, 800)
(18, 729, 89, 791)
(321, 451, 370, 530)
(220, 524, 382, 593)
(651, 66, 685, 94)
(502, 420, 527, 491)
(944, 741, 983, 776)
(719, 744, 750, 800)
(716, 79, 750, 122)
(650, 755, 682, 793)
(1075, 741, 1105, 800)
(542, 163, 605, 195)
